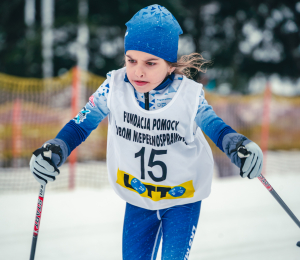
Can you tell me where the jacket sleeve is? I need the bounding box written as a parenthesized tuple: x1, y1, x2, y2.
(194, 88, 236, 152)
(55, 71, 112, 155)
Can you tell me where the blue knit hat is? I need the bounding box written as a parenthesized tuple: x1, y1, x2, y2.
(124, 4, 183, 63)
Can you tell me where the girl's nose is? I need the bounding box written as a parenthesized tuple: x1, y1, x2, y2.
(135, 67, 144, 78)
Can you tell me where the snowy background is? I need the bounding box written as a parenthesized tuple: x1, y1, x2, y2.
(1, 168, 300, 260)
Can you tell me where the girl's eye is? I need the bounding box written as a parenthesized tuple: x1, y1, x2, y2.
(128, 59, 135, 63)
(147, 62, 155, 66)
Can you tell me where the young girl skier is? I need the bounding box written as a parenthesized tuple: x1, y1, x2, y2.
(30, 4, 263, 260)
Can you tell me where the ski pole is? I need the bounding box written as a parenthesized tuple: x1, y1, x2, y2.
(258, 174, 300, 247)
(29, 184, 46, 260)
(258, 174, 300, 228)
(237, 146, 300, 231)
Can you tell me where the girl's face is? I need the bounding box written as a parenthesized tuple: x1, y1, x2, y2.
(125, 50, 175, 93)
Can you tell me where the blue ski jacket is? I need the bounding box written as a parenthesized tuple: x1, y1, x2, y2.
(56, 71, 236, 155)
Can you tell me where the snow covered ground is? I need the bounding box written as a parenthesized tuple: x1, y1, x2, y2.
(1, 171, 300, 260)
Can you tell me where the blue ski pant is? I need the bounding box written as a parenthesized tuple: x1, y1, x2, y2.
(122, 201, 201, 260)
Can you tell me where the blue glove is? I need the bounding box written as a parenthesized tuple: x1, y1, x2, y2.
(29, 139, 69, 185)
(29, 143, 62, 185)
(222, 133, 263, 179)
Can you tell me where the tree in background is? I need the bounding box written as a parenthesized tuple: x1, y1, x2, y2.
(181, 0, 300, 92)
(0, 0, 182, 78)
(0, 0, 299, 93)
(0, 0, 41, 77)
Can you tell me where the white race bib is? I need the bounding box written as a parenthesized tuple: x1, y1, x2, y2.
(106, 68, 214, 210)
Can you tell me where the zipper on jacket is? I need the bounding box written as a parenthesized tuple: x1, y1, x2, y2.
(145, 92, 149, 110)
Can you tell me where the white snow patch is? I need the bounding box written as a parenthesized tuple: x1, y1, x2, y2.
(1, 172, 300, 259)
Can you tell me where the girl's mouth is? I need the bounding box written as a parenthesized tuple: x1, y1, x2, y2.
(134, 81, 148, 86)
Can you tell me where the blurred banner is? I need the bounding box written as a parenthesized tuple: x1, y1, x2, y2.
(0, 69, 299, 192)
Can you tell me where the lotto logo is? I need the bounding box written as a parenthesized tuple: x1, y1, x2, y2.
(116, 169, 195, 201)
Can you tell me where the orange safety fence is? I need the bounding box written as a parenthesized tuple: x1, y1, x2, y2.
(0, 68, 299, 191)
